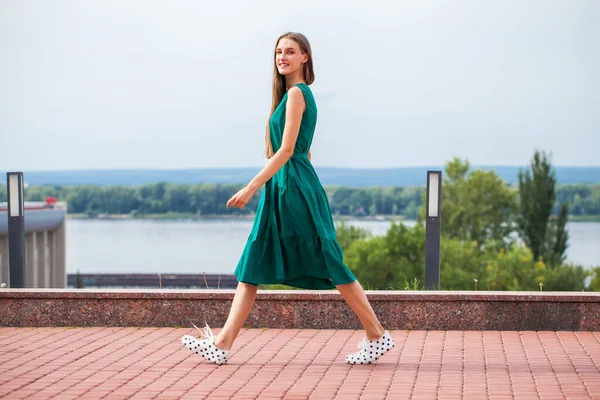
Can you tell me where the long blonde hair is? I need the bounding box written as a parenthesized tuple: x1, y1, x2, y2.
(264, 32, 315, 158)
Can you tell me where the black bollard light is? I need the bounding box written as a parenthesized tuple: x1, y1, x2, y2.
(425, 170, 442, 290)
(7, 172, 26, 288)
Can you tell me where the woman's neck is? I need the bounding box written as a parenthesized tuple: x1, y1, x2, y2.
(285, 73, 306, 90)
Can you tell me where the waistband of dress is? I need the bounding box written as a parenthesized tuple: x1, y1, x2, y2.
(290, 153, 309, 160)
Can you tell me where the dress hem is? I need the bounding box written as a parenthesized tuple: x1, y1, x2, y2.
(235, 274, 357, 290)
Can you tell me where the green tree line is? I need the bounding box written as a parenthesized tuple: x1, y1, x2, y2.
(330, 153, 600, 292)
(0, 182, 598, 219)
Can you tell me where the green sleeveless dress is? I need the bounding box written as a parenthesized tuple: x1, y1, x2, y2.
(233, 83, 357, 289)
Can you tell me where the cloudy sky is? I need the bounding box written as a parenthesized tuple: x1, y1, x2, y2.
(0, 0, 597, 171)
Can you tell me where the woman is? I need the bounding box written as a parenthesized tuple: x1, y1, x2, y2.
(182, 32, 394, 365)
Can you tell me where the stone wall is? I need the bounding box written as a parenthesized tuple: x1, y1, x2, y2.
(1, 289, 599, 330)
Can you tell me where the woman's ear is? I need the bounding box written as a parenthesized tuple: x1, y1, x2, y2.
(302, 54, 309, 63)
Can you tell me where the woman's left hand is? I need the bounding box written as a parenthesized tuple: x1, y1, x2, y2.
(227, 185, 257, 209)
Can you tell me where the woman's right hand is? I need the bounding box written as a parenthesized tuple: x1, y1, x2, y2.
(226, 185, 258, 209)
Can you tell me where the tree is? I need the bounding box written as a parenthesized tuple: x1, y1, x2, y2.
(544, 204, 569, 265)
(423, 157, 519, 248)
(166, 184, 193, 213)
(339, 219, 589, 291)
(344, 220, 425, 289)
(589, 267, 600, 292)
(335, 220, 371, 251)
(517, 150, 569, 265)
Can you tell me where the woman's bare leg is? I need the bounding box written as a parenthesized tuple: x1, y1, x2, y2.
(336, 279, 386, 341)
(213, 282, 258, 350)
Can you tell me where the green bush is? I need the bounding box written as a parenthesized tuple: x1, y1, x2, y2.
(338, 220, 591, 291)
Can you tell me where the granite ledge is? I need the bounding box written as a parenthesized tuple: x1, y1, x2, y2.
(1, 289, 599, 302)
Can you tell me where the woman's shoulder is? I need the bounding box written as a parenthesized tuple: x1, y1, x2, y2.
(293, 83, 316, 103)
(286, 85, 305, 104)
(295, 82, 311, 91)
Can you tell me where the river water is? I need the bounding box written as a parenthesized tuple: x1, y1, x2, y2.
(66, 219, 600, 275)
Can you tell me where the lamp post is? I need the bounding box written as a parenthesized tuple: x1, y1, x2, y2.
(425, 170, 442, 290)
(7, 172, 26, 288)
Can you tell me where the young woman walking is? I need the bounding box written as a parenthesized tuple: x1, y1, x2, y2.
(182, 32, 395, 365)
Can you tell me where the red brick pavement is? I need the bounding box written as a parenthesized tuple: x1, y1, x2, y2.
(0, 327, 598, 399)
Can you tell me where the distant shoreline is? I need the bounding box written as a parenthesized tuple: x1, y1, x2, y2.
(66, 213, 600, 222)
(66, 213, 410, 221)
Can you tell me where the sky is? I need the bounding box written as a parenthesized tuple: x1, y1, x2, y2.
(0, 0, 598, 171)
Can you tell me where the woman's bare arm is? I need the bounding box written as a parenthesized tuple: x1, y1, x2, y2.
(248, 86, 305, 190)
(227, 86, 306, 208)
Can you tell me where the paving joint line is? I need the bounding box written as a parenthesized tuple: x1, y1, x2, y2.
(553, 331, 594, 399)
(49, 327, 170, 399)
(301, 330, 346, 399)
(46, 327, 158, 398)
(35, 328, 140, 398)
(151, 327, 252, 399)
(384, 330, 410, 400)
(573, 332, 600, 373)
(359, 331, 382, 399)
(207, 328, 275, 398)
(0, 327, 114, 396)
(408, 330, 429, 400)
(358, 328, 399, 399)
(0, 327, 41, 344)
(330, 330, 365, 400)
(496, 331, 515, 400)
(461, 331, 466, 400)
(98, 328, 180, 400)
(481, 331, 490, 399)
(180, 328, 270, 398)
(0, 328, 17, 336)
(534, 331, 569, 399)
(516, 331, 542, 400)
(435, 330, 448, 399)
(0, 327, 80, 371)
(229, 328, 306, 399)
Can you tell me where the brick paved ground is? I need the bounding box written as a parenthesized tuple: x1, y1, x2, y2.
(0, 327, 598, 399)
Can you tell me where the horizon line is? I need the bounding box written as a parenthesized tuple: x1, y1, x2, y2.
(2, 164, 600, 173)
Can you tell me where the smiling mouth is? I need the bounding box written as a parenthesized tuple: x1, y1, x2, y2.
(279, 63, 289, 68)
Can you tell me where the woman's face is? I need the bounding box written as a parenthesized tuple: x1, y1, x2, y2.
(275, 38, 307, 76)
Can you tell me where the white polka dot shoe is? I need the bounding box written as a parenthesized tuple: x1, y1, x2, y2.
(346, 330, 395, 364)
(181, 322, 231, 365)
